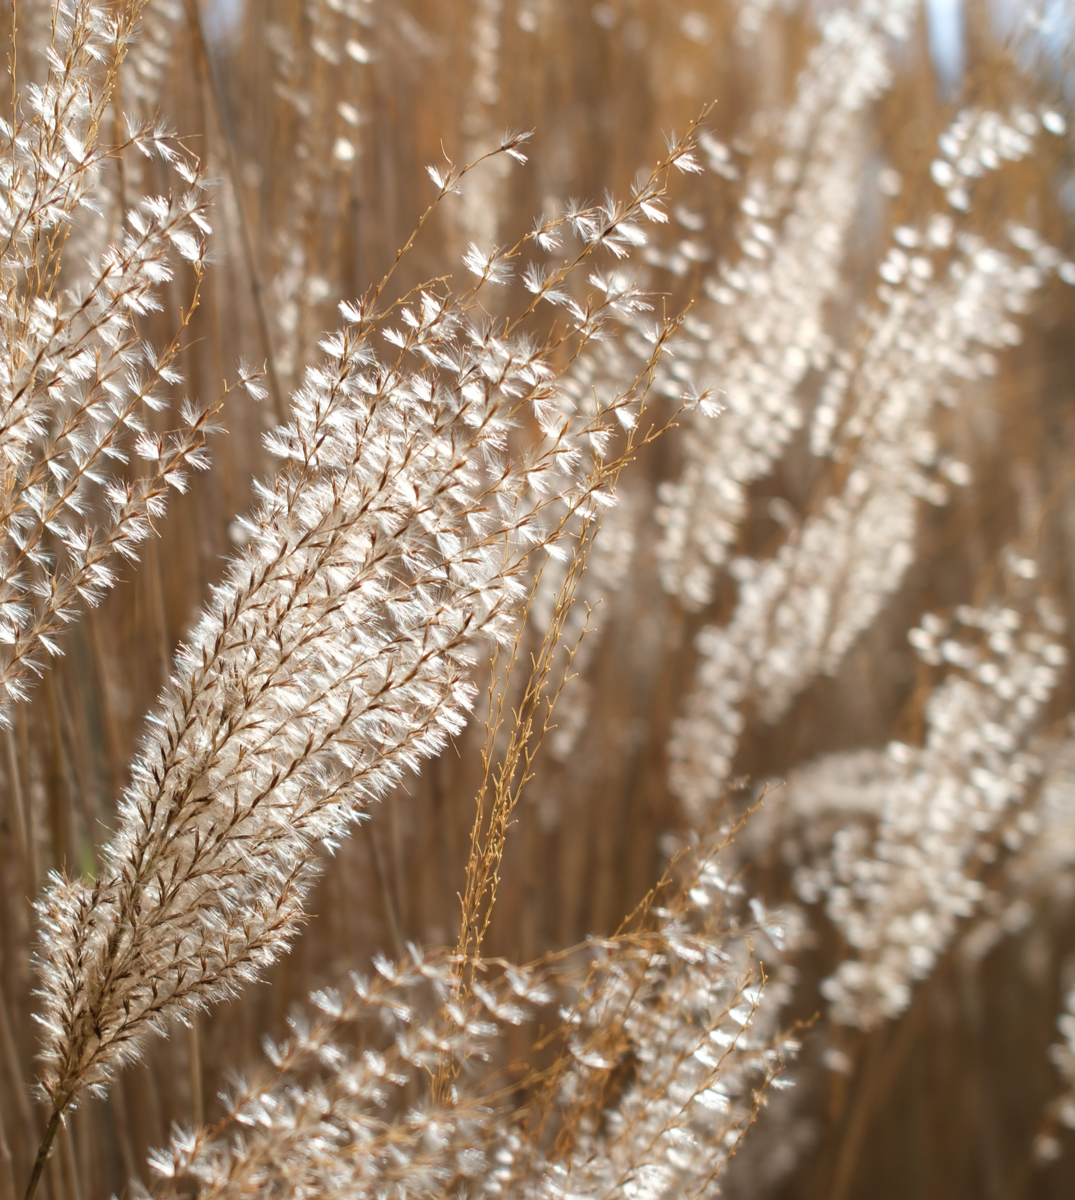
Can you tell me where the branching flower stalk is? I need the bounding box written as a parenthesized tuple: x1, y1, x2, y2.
(0, 0, 224, 720)
(785, 553, 1066, 1026)
(6, 5, 1073, 1197)
(669, 108, 1073, 817)
(261, 0, 387, 393)
(527, 0, 916, 763)
(27, 121, 709, 1193)
(142, 827, 794, 1200)
(653, 0, 916, 607)
(455, 520, 601, 981)
(456, 326, 687, 968)
(122, 0, 182, 121)
(436, 327, 691, 1110)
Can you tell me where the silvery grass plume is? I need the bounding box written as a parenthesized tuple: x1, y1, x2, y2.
(544, 0, 915, 600)
(784, 556, 1066, 1027)
(458, 0, 509, 247)
(27, 126, 704, 1189)
(144, 837, 795, 1200)
(493, 130, 717, 771)
(653, 0, 915, 608)
(514, 263, 695, 768)
(928, 735, 1075, 1164)
(261, 0, 385, 394)
(534, 0, 913, 747)
(669, 108, 1074, 818)
(1047, 971, 1075, 1162)
(1039, 742, 1075, 1161)
(0, 0, 221, 717)
(523, 484, 638, 769)
(970, 736, 1075, 974)
(695, 565, 1073, 1187)
(122, 0, 184, 120)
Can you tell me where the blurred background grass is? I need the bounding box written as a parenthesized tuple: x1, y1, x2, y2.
(2, 2, 1075, 1198)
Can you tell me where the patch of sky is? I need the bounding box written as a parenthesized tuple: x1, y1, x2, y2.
(925, 0, 964, 97)
(204, 0, 245, 47)
(990, 0, 1074, 82)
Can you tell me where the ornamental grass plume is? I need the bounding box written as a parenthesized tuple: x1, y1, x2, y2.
(668, 105, 1074, 818)
(26, 103, 708, 1194)
(790, 553, 1067, 1026)
(143, 830, 794, 1200)
(5, 3, 1075, 1199)
(0, 0, 220, 718)
(719, 547, 1074, 1188)
(654, 0, 916, 607)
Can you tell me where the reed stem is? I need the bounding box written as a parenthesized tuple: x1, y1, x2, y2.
(23, 1110, 61, 1200)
